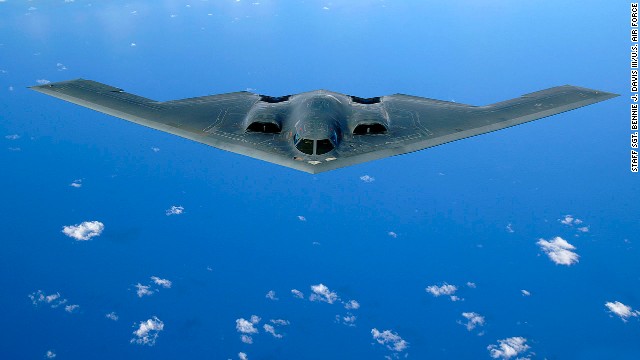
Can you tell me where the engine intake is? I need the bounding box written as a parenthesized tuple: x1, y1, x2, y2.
(353, 123, 387, 135)
(259, 95, 291, 103)
(246, 121, 281, 133)
(350, 96, 381, 104)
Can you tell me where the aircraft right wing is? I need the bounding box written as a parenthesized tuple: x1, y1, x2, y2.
(310, 85, 618, 173)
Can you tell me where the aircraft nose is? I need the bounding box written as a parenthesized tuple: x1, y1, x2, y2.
(299, 121, 329, 139)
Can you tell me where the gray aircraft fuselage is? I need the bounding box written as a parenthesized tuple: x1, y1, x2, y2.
(249, 91, 387, 161)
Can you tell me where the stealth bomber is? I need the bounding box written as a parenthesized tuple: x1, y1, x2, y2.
(31, 79, 617, 173)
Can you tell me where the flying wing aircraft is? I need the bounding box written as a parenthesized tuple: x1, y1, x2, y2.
(31, 79, 617, 173)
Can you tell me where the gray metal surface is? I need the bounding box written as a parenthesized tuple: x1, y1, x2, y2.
(30, 79, 618, 174)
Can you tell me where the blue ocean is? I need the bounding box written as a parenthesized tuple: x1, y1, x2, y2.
(0, 1, 634, 359)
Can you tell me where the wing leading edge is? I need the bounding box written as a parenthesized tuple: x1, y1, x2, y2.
(30, 79, 618, 174)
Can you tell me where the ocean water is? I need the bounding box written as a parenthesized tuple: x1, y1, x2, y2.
(0, 1, 634, 359)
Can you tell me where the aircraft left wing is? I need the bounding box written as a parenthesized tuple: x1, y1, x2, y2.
(30, 79, 319, 172)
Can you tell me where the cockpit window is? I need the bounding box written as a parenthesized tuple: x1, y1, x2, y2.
(316, 139, 334, 155)
(294, 137, 335, 156)
(295, 138, 314, 155)
(329, 129, 338, 146)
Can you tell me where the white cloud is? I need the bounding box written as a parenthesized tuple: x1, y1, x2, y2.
(371, 328, 408, 352)
(263, 324, 283, 338)
(344, 299, 360, 310)
(559, 215, 575, 225)
(65, 304, 80, 313)
(506, 223, 514, 233)
(130, 42, 137, 47)
(165, 205, 184, 216)
(69, 179, 82, 188)
(135, 277, 171, 297)
(338, 314, 357, 327)
(131, 316, 164, 346)
(28, 290, 68, 309)
(135, 283, 154, 297)
(291, 289, 304, 298)
(45, 350, 56, 358)
(297, 215, 306, 221)
(5, 134, 19, 140)
(150, 276, 172, 288)
(521, 290, 531, 296)
(459, 312, 485, 331)
(426, 283, 457, 296)
(36, 79, 50, 85)
(537, 236, 579, 265)
(387, 231, 397, 238)
(425, 283, 459, 301)
(265, 290, 278, 300)
(560, 214, 585, 227)
(360, 175, 375, 183)
(236, 318, 259, 334)
(238, 352, 248, 360)
(605, 301, 640, 322)
(263, 318, 289, 337)
(8, 86, 13, 91)
(45, 293, 61, 304)
(270, 319, 289, 326)
(62, 221, 104, 241)
(240, 334, 253, 344)
(56, 62, 67, 71)
(466, 282, 477, 289)
(309, 284, 339, 304)
(236, 316, 268, 343)
(487, 337, 530, 359)
(151, 146, 160, 152)
(106, 312, 119, 321)
(560, 215, 589, 234)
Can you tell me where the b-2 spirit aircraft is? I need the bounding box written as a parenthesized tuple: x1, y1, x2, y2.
(31, 79, 617, 173)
